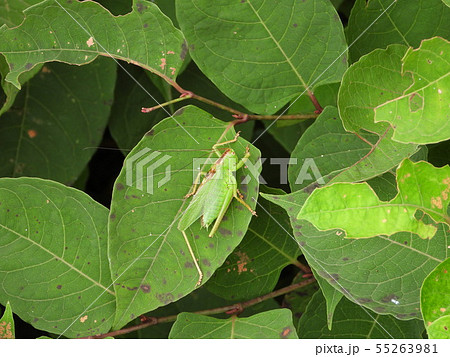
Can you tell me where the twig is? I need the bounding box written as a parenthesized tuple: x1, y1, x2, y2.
(143, 79, 319, 122)
(83, 277, 316, 339)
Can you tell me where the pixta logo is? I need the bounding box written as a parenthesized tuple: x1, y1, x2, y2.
(126, 148, 171, 194)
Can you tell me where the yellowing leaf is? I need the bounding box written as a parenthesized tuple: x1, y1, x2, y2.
(375, 37, 450, 144)
(298, 159, 450, 239)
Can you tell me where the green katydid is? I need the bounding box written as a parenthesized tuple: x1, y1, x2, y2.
(177, 132, 257, 286)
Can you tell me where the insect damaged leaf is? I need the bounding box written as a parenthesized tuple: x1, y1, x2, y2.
(298, 159, 450, 239)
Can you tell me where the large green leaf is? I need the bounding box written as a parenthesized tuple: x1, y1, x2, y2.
(338, 44, 412, 134)
(298, 291, 424, 338)
(346, 0, 450, 62)
(205, 194, 302, 301)
(169, 309, 297, 339)
(0, 57, 116, 185)
(0, 177, 115, 338)
(298, 159, 450, 240)
(288, 107, 420, 190)
(263, 187, 448, 319)
(421, 257, 450, 338)
(0, 0, 184, 89)
(176, 0, 347, 114)
(108, 105, 261, 329)
(0, 301, 14, 339)
(336, 45, 419, 180)
(375, 37, 450, 144)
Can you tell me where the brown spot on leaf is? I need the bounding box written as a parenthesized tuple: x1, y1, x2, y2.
(280, 327, 292, 338)
(303, 182, 320, 194)
(235, 251, 250, 274)
(140, 284, 151, 293)
(184, 262, 193, 268)
(174, 107, 185, 116)
(0, 321, 13, 339)
(201, 259, 211, 267)
(27, 129, 37, 139)
(115, 183, 125, 190)
(25, 62, 33, 70)
(156, 293, 174, 305)
(180, 41, 189, 60)
(136, 2, 147, 13)
(56, 285, 62, 289)
(219, 227, 232, 236)
(145, 129, 154, 136)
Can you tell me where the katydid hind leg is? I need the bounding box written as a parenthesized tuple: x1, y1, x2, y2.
(181, 230, 203, 286)
(208, 188, 234, 237)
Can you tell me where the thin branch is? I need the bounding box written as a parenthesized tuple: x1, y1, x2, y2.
(308, 91, 323, 114)
(83, 277, 316, 339)
(145, 79, 319, 122)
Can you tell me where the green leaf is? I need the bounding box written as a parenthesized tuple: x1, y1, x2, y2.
(205, 195, 302, 301)
(375, 37, 450, 144)
(288, 106, 420, 190)
(427, 316, 450, 339)
(346, 0, 450, 62)
(108, 105, 261, 329)
(176, 0, 348, 114)
(0, 58, 116, 185)
(312, 270, 343, 330)
(289, 106, 372, 190)
(169, 309, 298, 339)
(0, 58, 43, 117)
(336, 45, 420, 181)
(0, 302, 14, 339)
(0, 177, 115, 338)
(298, 159, 450, 240)
(338, 44, 412, 135)
(0, 0, 184, 89)
(0, 0, 43, 27)
(109, 64, 167, 153)
(263, 189, 448, 318)
(0, 1, 46, 116)
(444, 0, 450, 7)
(299, 291, 424, 338)
(421, 257, 450, 339)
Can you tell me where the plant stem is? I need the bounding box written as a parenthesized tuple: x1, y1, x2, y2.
(141, 93, 192, 113)
(146, 78, 319, 122)
(308, 91, 323, 113)
(83, 277, 316, 339)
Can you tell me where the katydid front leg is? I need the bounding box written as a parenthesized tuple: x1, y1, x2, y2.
(177, 134, 256, 287)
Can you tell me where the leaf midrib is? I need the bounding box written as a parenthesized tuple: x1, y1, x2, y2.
(246, 0, 310, 91)
(0, 223, 115, 295)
